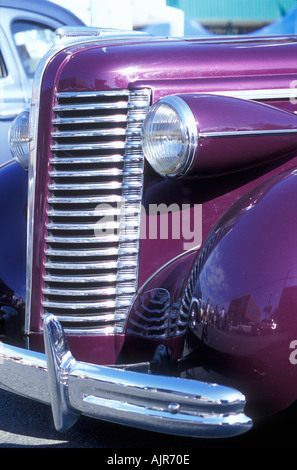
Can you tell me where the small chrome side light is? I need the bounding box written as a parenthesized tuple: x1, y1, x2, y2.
(9, 109, 30, 170)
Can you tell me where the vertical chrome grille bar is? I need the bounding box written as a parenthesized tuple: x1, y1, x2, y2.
(42, 89, 150, 334)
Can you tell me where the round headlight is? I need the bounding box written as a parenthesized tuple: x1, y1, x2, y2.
(141, 95, 198, 178)
(9, 110, 30, 169)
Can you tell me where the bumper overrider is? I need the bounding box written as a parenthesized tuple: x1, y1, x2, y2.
(0, 314, 252, 438)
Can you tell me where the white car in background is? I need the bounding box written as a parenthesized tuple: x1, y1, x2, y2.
(0, 0, 84, 165)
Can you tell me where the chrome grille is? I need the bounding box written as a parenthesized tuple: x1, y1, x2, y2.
(42, 89, 150, 334)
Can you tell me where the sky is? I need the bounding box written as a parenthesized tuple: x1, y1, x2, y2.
(49, 0, 178, 31)
(50, 0, 91, 24)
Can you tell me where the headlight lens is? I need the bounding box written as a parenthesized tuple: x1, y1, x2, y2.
(9, 110, 30, 169)
(141, 95, 198, 178)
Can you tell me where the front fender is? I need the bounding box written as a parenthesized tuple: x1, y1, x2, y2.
(0, 160, 27, 339)
(186, 167, 297, 416)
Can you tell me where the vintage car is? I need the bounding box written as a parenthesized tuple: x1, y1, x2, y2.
(0, 0, 84, 165)
(0, 24, 297, 440)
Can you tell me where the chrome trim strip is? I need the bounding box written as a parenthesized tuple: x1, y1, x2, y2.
(47, 195, 125, 204)
(49, 155, 128, 164)
(43, 273, 118, 283)
(46, 222, 139, 234)
(45, 247, 119, 256)
(50, 142, 126, 151)
(47, 205, 140, 218)
(44, 313, 119, 323)
(56, 90, 130, 98)
(53, 103, 128, 113)
(44, 270, 135, 283)
(42, 300, 117, 310)
(43, 285, 135, 296)
(45, 245, 137, 256)
(44, 260, 119, 270)
(49, 167, 143, 178)
(206, 87, 297, 101)
(200, 128, 297, 139)
(46, 223, 120, 232)
(49, 162, 142, 178)
(48, 181, 125, 190)
(0, 314, 253, 438)
(53, 115, 128, 124)
(45, 234, 139, 243)
(51, 129, 127, 138)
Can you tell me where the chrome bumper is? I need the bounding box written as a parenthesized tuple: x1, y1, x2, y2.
(0, 314, 252, 438)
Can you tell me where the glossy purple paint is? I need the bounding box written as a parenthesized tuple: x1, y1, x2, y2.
(178, 94, 297, 177)
(187, 168, 297, 415)
(30, 331, 126, 365)
(29, 34, 297, 371)
(55, 36, 297, 103)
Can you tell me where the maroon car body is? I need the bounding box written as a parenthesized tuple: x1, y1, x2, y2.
(0, 27, 297, 439)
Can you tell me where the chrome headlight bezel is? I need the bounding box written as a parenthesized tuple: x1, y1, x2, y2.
(141, 95, 198, 178)
(9, 109, 31, 170)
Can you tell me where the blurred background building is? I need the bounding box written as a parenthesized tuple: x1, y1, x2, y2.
(166, 0, 296, 34)
(50, 0, 297, 36)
